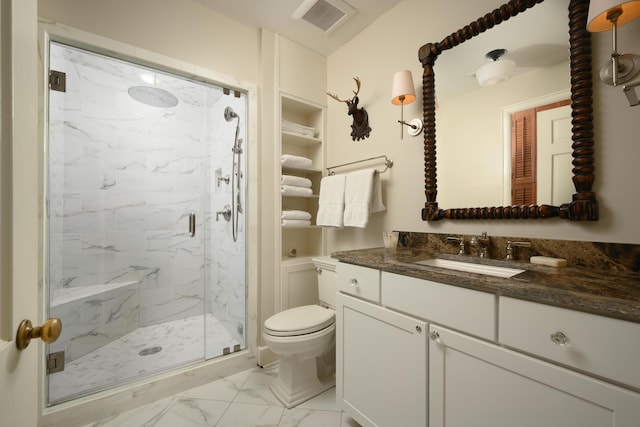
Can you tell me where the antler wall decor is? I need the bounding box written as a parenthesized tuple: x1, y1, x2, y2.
(327, 77, 371, 141)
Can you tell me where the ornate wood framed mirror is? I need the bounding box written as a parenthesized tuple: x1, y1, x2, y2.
(419, 0, 598, 220)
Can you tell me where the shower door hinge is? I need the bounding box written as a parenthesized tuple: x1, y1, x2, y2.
(46, 351, 65, 374)
(49, 70, 66, 92)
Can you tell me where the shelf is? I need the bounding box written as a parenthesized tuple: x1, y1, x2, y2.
(281, 255, 322, 265)
(281, 224, 321, 230)
(282, 131, 321, 147)
(281, 194, 319, 199)
(278, 91, 325, 277)
(281, 96, 322, 115)
(282, 166, 322, 175)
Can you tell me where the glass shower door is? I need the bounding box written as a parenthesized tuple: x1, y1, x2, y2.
(46, 42, 212, 404)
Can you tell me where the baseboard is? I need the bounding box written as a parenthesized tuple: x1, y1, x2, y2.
(257, 345, 278, 367)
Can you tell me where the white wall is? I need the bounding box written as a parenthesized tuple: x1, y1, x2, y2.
(327, 0, 640, 248)
(38, 0, 260, 84)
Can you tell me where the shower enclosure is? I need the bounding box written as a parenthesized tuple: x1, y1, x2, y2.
(46, 42, 247, 404)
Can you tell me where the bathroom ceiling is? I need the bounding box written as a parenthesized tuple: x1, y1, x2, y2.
(193, 0, 403, 55)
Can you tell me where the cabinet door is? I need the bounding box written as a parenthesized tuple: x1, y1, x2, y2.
(429, 325, 640, 427)
(336, 293, 427, 427)
(280, 260, 318, 311)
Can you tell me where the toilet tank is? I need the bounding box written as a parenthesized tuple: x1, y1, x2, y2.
(312, 256, 338, 308)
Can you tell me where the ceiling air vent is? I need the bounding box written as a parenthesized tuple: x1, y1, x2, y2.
(292, 0, 356, 33)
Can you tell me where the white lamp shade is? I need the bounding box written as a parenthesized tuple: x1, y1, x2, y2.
(475, 59, 516, 87)
(587, 0, 640, 32)
(391, 70, 416, 105)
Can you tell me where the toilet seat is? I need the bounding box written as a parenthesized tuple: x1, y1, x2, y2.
(264, 305, 335, 337)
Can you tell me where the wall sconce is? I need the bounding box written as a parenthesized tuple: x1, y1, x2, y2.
(475, 49, 516, 87)
(587, 0, 640, 106)
(391, 70, 423, 139)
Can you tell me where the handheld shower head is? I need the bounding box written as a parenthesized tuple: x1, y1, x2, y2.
(224, 106, 238, 122)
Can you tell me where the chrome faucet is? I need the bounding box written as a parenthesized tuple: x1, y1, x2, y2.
(505, 240, 531, 260)
(470, 231, 490, 258)
(446, 236, 465, 255)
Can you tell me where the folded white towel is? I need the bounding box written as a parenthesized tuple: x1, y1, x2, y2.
(281, 175, 312, 188)
(343, 169, 386, 228)
(316, 174, 347, 227)
(282, 210, 312, 220)
(281, 185, 313, 197)
(282, 219, 311, 228)
(281, 154, 313, 169)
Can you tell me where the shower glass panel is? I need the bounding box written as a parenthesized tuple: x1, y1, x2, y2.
(46, 42, 247, 405)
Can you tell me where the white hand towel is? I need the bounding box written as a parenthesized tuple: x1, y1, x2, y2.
(282, 210, 312, 220)
(281, 185, 313, 197)
(281, 154, 313, 169)
(343, 169, 386, 228)
(281, 175, 312, 188)
(316, 174, 347, 227)
(282, 219, 311, 228)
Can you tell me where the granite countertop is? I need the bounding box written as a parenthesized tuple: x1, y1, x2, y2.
(332, 247, 640, 324)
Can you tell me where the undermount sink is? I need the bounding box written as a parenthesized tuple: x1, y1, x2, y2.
(415, 257, 525, 278)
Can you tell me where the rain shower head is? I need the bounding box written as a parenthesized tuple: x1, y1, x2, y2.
(224, 106, 238, 121)
(128, 86, 178, 108)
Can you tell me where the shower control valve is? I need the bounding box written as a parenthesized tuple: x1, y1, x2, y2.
(216, 205, 232, 222)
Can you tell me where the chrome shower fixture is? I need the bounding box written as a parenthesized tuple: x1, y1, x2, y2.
(233, 138, 243, 154)
(128, 86, 178, 108)
(224, 104, 242, 242)
(224, 106, 238, 121)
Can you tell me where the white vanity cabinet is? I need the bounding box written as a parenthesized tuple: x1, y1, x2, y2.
(499, 296, 640, 391)
(336, 293, 427, 427)
(429, 324, 640, 427)
(336, 263, 427, 427)
(336, 261, 640, 427)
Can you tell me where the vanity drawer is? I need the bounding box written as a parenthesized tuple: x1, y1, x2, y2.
(381, 272, 496, 340)
(499, 297, 640, 390)
(336, 262, 381, 303)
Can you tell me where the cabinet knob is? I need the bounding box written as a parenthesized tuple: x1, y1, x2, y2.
(317, 268, 322, 274)
(350, 278, 358, 288)
(415, 325, 422, 333)
(429, 331, 440, 341)
(550, 331, 569, 346)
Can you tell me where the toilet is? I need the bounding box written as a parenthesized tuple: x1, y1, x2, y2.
(263, 256, 338, 408)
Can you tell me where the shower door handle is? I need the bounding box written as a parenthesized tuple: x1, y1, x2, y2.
(189, 212, 196, 237)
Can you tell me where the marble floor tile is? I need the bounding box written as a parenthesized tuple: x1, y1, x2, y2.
(83, 395, 179, 427)
(297, 387, 341, 412)
(180, 374, 245, 402)
(232, 365, 284, 407)
(215, 403, 284, 427)
(51, 313, 240, 404)
(154, 398, 230, 427)
(279, 408, 342, 427)
(83, 365, 362, 427)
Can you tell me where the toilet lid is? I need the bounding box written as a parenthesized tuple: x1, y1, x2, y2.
(264, 305, 335, 337)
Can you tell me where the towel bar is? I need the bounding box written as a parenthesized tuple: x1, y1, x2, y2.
(326, 155, 393, 175)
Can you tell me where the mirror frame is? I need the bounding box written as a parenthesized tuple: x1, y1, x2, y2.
(418, 0, 598, 221)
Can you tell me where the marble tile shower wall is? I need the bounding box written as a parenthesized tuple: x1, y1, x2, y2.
(207, 96, 247, 346)
(48, 44, 246, 340)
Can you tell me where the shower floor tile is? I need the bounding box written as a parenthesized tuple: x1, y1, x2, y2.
(49, 314, 241, 404)
(82, 365, 362, 427)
